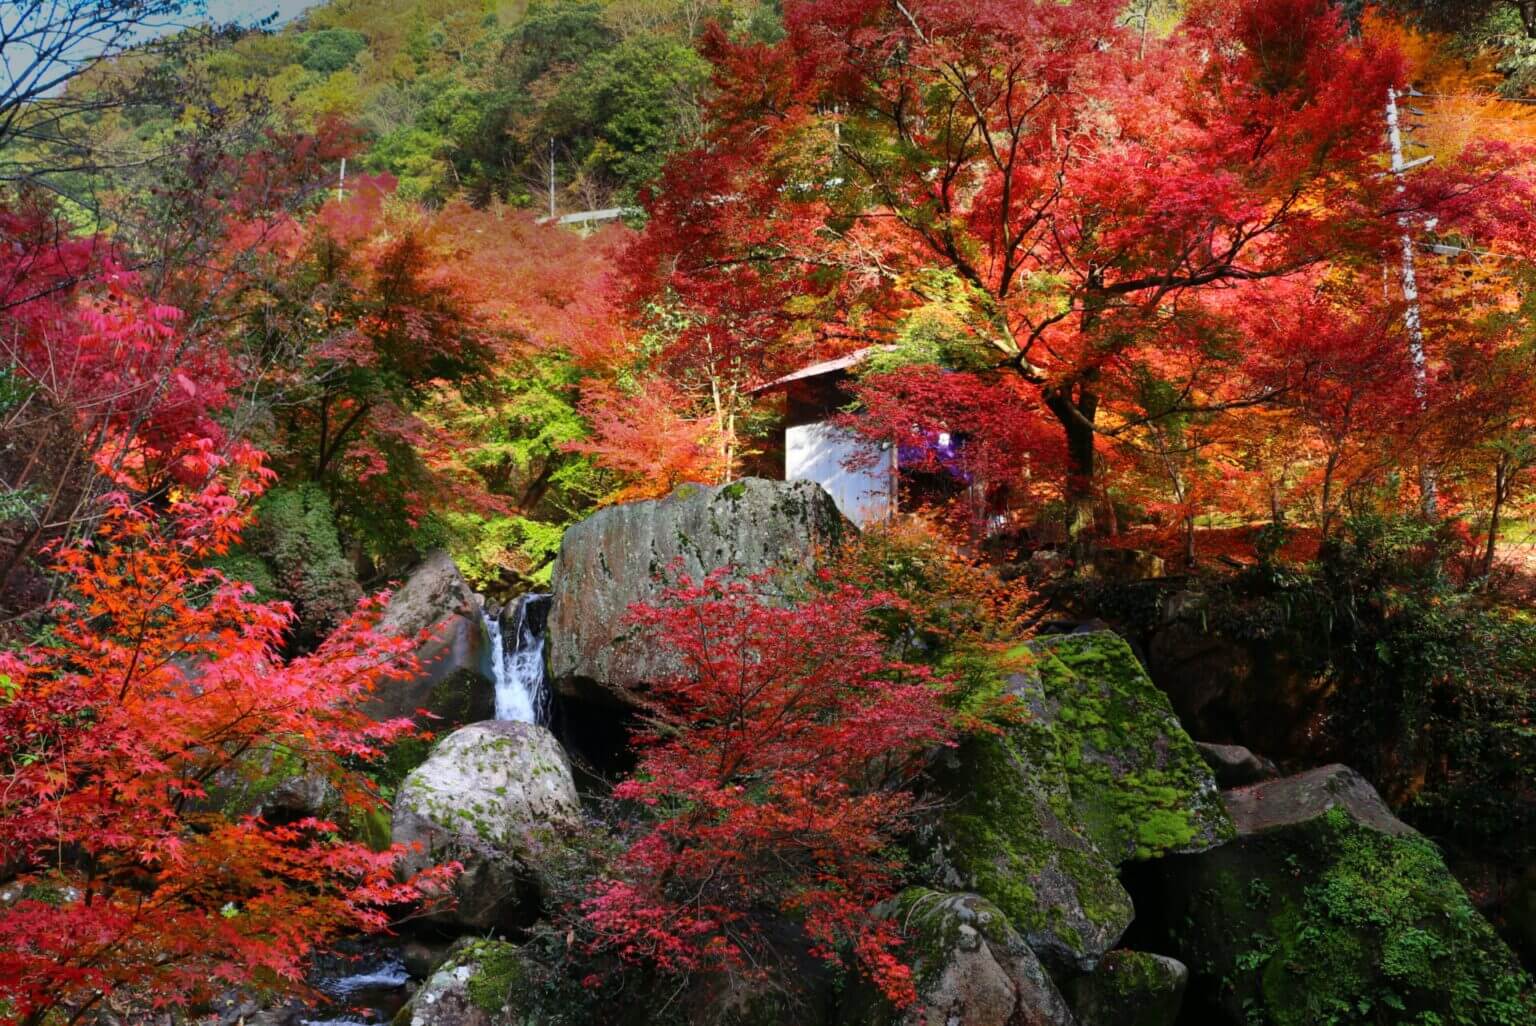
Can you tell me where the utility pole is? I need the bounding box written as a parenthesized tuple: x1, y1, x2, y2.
(1386, 85, 1438, 518)
(337, 157, 346, 203)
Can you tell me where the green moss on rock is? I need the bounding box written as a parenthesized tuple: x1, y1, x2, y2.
(1065, 950, 1187, 1026)
(929, 659, 1133, 971)
(460, 939, 530, 1014)
(889, 888, 1016, 994)
(1158, 804, 1535, 1025)
(1027, 632, 1233, 863)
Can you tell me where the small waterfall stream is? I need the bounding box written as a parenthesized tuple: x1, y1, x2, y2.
(484, 592, 551, 724)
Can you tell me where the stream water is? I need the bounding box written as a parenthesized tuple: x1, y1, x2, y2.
(299, 944, 412, 1025)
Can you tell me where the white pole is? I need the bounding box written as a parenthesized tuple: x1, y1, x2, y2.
(337, 157, 346, 203)
(548, 138, 556, 220)
(1386, 86, 1436, 517)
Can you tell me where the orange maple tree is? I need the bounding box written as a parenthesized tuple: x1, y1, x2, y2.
(0, 446, 452, 1024)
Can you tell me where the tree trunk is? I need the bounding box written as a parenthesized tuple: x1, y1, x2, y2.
(1319, 450, 1340, 542)
(1483, 458, 1509, 578)
(1044, 379, 1099, 550)
(1520, 0, 1536, 38)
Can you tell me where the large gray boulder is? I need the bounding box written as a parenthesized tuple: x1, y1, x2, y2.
(370, 550, 495, 728)
(1144, 765, 1535, 1025)
(392, 721, 580, 931)
(546, 479, 850, 697)
(861, 890, 1076, 1026)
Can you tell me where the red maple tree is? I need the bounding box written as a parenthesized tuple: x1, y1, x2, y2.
(0, 451, 452, 1024)
(581, 569, 954, 1009)
(630, 0, 1410, 538)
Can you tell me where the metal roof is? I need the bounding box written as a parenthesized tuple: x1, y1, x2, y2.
(749, 345, 897, 393)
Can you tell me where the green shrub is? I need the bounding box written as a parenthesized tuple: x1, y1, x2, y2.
(252, 484, 361, 642)
(297, 28, 367, 74)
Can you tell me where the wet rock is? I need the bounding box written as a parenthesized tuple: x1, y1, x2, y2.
(392, 721, 579, 931)
(1195, 742, 1280, 788)
(547, 479, 850, 698)
(370, 549, 495, 728)
(1064, 951, 1186, 1026)
(1143, 765, 1535, 1025)
(402, 939, 455, 980)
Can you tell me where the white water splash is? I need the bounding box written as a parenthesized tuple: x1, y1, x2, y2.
(485, 593, 550, 724)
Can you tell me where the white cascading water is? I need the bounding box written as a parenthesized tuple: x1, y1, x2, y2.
(484, 593, 551, 723)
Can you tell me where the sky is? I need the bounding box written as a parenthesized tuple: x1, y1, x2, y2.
(204, 0, 315, 28)
(0, 0, 314, 100)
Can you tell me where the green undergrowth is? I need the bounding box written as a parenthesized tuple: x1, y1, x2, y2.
(1218, 809, 1535, 1025)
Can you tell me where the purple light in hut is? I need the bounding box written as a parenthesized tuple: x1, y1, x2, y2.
(899, 428, 971, 482)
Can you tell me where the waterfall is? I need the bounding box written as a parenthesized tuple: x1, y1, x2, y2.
(485, 593, 551, 724)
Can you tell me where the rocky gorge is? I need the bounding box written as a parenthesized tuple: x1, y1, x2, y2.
(248, 479, 1532, 1026)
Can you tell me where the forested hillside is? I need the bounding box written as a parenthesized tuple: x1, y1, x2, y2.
(4, 0, 1536, 1024)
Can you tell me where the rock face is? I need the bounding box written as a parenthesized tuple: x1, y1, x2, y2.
(1143, 601, 1325, 759)
(1221, 763, 1413, 837)
(1145, 765, 1536, 1025)
(371, 549, 495, 727)
(1064, 951, 1187, 1026)
(206, 746, 339, 823)
(872, 890, 1076, 1026)
(546, 479, 849, 697)
(394, 939, 530, 1026)
(930, 631, 1230, 973)
(1194, 741, 1279, 788)
(393, 721, 580, 931)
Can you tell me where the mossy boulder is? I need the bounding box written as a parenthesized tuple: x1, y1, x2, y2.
(927, 630, 1226, 972)
(851, 889, 1074, 1026)
(1024, 631, 1234, 863)
(546, 479, 850, 698)
(394, 939, 531, 1026)
(927, 716, 1134, 972)
(1145, 765, 1536, 1025)
(205, 743, 340, 822)
(1064, 950, 1186, 1026)
(392, 721, 579, 932)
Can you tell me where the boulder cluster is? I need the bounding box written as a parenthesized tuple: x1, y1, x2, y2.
(252, 479, 1531, 1026)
